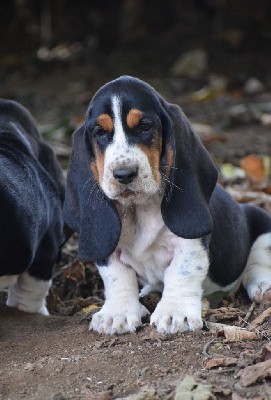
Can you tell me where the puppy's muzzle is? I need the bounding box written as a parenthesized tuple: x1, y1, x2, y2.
(113, 166, 138, 184)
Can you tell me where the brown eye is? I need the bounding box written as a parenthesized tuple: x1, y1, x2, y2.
(139, 121, 153, 131)
(93, 125, 106, 137)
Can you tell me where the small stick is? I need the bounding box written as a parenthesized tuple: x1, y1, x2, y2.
(239, 317, 270, 341)
(203, 338, 217, 359)
(242, 302, 256, 325)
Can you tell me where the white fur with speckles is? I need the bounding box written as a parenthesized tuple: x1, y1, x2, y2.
(91, 195, 210, 334)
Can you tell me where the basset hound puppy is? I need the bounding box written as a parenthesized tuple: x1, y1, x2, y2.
(63, 76, 271, 334)
(0, 99, 64, 315)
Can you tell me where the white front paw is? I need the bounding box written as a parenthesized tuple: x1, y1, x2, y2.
(247, 281, 271, 303)
(90, 301, 149, 335)
(150, 299, 203, 334)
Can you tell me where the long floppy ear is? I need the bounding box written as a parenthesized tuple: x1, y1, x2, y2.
(160, 100, 218, 239)
(63, 125, 121, 262)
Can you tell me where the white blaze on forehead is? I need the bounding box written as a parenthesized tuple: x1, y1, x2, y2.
(111, 95, 127, 146)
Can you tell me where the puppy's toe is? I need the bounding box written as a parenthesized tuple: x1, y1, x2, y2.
(90, 302, 147, 335)
(151, 313, 172, 334)
(186, 315, 203, 331)
(151, 300, 203, 334)
(90, 312, 112, 334)
(248, 281, 271, 303)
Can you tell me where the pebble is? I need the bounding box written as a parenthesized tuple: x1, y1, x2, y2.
(24, 362, 34, 371)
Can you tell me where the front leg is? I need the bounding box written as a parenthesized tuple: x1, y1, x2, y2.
(150, 238, 209, 334)
(90, 253, 149, 335)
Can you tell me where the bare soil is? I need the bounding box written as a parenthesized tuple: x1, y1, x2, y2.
(1, 299, 271, 400)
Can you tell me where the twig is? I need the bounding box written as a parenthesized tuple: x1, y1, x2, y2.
(241, 302, 256, 325)
(203, 338, 217, 359)
(239, 317, 270, 341)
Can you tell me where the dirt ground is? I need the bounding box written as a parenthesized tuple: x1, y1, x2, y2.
(0, 295, 271, 400)
(1, 57, 271, 399)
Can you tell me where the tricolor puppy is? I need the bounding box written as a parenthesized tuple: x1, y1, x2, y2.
(0, 99, 64, 315)
(64, 76, 271, 334)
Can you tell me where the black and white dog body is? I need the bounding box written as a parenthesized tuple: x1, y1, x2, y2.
(0, 100, 64, 315)
(63, 76, 271, 334)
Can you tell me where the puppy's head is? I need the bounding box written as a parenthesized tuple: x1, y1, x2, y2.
(63, 76, 218, 262)
(87, 77, 168, 205)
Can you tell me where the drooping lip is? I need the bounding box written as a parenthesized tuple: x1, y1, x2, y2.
(118, 188, 138, 199)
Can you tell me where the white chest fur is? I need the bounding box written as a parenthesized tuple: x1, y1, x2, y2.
(116, 197, 180, 289)
(92, 195, 210, 334)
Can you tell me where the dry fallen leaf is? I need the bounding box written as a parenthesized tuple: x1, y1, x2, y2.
(240, 155, 270, 183)
(238, 358, 271, 387)
(62, 260, 86, 284)
(250, 307, 271, 328)
(218, 326, 258, 342)
(205, 357, 238, 369)
(207, 307, 245, 321)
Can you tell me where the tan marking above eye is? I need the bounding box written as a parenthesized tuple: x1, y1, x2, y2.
(96, 113, 113, 132)
(127, 109, 143, 129)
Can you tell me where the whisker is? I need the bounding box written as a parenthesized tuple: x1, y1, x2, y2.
(82, 177, 93, 192)
(153, 165, 182, 171)
(160, 172, 181, 190)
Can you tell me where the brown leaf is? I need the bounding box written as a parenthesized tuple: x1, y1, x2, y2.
(205, 357, 238, 369)
(239, 358, 271, 387)
(208, 307, 245, 321)
(218, 326, 258, 342)
(250, 307, 271, 328)
(62, 260, 86, 284)
(240, 155, 269, 183)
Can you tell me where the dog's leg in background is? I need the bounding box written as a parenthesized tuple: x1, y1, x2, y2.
(7, 271, 51, 315)
(150, 238, 209, 334)
(90, 254, 149, 335)
(6, 231, 60, 315)
(242, 232, 271, 303)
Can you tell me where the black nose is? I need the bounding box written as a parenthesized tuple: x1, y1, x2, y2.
(113, 167, 138, 184)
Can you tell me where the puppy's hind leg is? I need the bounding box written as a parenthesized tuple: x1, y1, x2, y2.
(242, 232, 271, 303)
(7, 271, 51, 315)
(7, 231, 59, 315)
